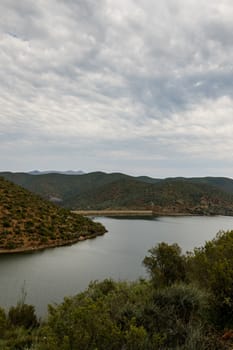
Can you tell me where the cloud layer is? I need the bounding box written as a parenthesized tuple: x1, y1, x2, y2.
(1, 0, 233, 176)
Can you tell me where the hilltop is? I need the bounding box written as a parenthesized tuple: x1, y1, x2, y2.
(1, 172, 233, 215)
(28, 170, 85, 175)
(64, 178, 233, 216)
(0, 177, 106, 253)
(0, 171, 133, 202)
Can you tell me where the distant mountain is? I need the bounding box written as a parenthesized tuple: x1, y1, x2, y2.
(136, 175, 161, 184)
(0, 171, 135, 202)
(1, 171, 233, 215)
(187, 177, 233, 195)
(0, 176, 105, 252)
(62, 177, 233, 215)
(28, 170, 85, 175)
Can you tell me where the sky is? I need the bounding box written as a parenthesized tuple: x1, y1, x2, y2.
(1, 0, 233, 178)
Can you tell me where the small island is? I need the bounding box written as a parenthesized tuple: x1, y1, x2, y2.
(0, 177, 106, 254)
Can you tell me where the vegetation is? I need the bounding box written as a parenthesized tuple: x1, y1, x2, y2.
(0, 177, 106, 252)
(187, 230, 233, 328)
(63, 178, 233, 215)
(2, 172, 233, 215)
(1, 230, 233, 348)
(143, 242, 186, 287)
(0, 171, 133, 202)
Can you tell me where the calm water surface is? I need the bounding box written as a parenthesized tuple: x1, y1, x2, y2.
(1, 215, 233, 316)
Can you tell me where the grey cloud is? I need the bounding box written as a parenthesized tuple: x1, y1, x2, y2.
(0, 0, 46, 41)
(1, 0, 233, 176)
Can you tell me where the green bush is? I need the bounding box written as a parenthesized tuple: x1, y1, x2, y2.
(143, 242, 186, 287)
(8, 303, 38, 329)
(148, 284, 209, 348)
(0, 307, 7, 337)
(187, 230, 233, 328)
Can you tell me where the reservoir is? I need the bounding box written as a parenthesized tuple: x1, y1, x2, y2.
(1, 215, 233, 317)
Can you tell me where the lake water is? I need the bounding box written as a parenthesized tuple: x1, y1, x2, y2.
(1, 215, 233, 317)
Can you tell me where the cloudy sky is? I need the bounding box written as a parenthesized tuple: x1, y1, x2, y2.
(1, 0, 233, 177)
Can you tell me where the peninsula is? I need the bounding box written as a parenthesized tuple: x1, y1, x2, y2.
(0, 177, 106, 254)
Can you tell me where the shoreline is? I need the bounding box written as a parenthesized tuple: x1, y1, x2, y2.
(73, 210, 154, 216)
(0, 211, 222, 254)
(0, 231, 105, 255)
(73, 210, 197, 217)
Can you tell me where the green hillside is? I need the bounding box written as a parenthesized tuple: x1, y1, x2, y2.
(1, 172, 233, 215)
(0, 177, 106, 252)
(0, 171, 135, 201)
(188, 176, 233, 194)
(63, 178, 233, 215)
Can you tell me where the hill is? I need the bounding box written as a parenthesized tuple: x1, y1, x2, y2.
(188, 176, 233, 194)
(63, 178, 233, 215)
(28, 170, 85, 175)
(1, 172, 233, 215)
(0, 177, 106, 253)
(166, 176, 233, 195)
(0, 171, 134, 202)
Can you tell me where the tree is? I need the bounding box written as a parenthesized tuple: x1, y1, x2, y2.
(0, 307, 7, 337)
(143, 284, 210, 349)
(8, 303, 38, 329)
(187, 230, 233, 328)
(143, 242, 186, 287)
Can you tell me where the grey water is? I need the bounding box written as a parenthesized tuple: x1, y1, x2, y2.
(1, 215, 233, 317)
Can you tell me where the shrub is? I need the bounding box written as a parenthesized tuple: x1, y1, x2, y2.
(8, 303, 38, 329)
(0, 307, 7, 337)
(143, 242, 186, 287)
(187, 230, 233, 328)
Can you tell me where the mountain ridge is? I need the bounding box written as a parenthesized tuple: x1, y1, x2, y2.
(28, 170, 85, 175)
(1, 171, 233, 215)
